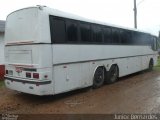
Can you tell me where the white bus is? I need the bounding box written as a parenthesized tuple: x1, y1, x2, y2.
(4, 6, 158, 95)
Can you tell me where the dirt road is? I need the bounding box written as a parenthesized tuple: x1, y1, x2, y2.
(1, 70, 160, 114)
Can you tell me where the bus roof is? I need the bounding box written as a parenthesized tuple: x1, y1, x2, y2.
(7, 5, 156, 37)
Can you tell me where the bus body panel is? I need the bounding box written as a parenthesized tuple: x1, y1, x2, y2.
(5, 45, 53, 67)
(5, 79, 53, 95)
(52, 45, 154, 65)
(51, 45, 157, 94)
(52, 54, 157, 95)
(5, 8, 40, 44)
(5, 44, 54, 95)
(5, 7, 51, 44)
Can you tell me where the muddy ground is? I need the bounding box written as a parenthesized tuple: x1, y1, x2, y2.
(0, 70, 160, 114)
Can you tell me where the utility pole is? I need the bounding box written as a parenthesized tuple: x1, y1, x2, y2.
(134, 0, 137, 29)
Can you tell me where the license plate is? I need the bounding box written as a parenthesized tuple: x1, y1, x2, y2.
(15, 67, 23, 73)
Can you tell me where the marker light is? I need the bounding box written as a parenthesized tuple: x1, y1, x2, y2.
(44, 75, 48, 79)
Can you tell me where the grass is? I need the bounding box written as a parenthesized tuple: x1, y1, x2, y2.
(156, 57, 160, 67)
(154, 57, 160, 71)
(0, 80, 4, 88)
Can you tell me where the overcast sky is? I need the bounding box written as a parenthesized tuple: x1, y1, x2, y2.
(0, 0, 160, 35)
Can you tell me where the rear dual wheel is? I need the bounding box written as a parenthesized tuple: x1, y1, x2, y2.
(93, 65, 119, 88)
(93, 67, 105, 88)
(106, 65, 119, 84)
(148, 59, 154, 71)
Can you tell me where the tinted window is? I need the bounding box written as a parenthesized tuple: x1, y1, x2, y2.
(66, 20, 78, 42)
(49, 16, 66, 43)
(103, 27, 112, 43)
(151, 37, 158, 51)
(120, 30, 132, 44)
(91, 25, 102, 43)
(141, 33, 150, 45)
(80, 22, 91, 42)
(49, 15, 153, 46)
(112, 28, 120, 44)
(132, 32, 151, 45)
(132, 32, 140, 45)
(139, 33, 145, 45)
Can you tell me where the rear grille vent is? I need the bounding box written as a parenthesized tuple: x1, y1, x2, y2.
(23, 68, 37, 72)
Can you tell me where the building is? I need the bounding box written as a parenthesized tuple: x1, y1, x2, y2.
(0, 20, 5, 80)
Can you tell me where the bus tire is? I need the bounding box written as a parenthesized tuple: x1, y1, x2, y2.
(148, 59, 154, 71)
(106, 65, 119, 84)
(93, 67, 105, 88)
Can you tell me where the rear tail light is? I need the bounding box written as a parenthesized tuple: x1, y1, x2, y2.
(26, 72, 31, 78)
(33, 73, 39, 79)
(6, 70, 8, 74)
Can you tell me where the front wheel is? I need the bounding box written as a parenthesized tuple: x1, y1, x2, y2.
(93, 67, 105, 88)
(148, 59, 154, 71)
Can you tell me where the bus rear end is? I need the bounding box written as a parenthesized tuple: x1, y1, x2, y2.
(4, 7, 53, 95)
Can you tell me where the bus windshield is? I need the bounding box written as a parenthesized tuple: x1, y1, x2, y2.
(5, 7, 39, 44)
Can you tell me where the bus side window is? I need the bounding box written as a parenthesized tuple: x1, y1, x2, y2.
(112, 28, 120, 44)
(154, 37, 158, 51)
(91, 25, 103, 43)
(132, 32, 143, 45)
(49, 16, 66, 43)
(79, 22, 91, 42)
(66, 20, 78, 42)
(151, 37, 158, 51)
(120, 29, 132, 45)
(103, 27, 112, 44)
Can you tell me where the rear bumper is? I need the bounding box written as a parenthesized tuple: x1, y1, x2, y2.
(5, 76, 53, 95)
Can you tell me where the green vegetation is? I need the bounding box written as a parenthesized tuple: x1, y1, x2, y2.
(154, 57, 160, 71)
(0, 80, 5, 88)
(157, 58, 160, 67)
